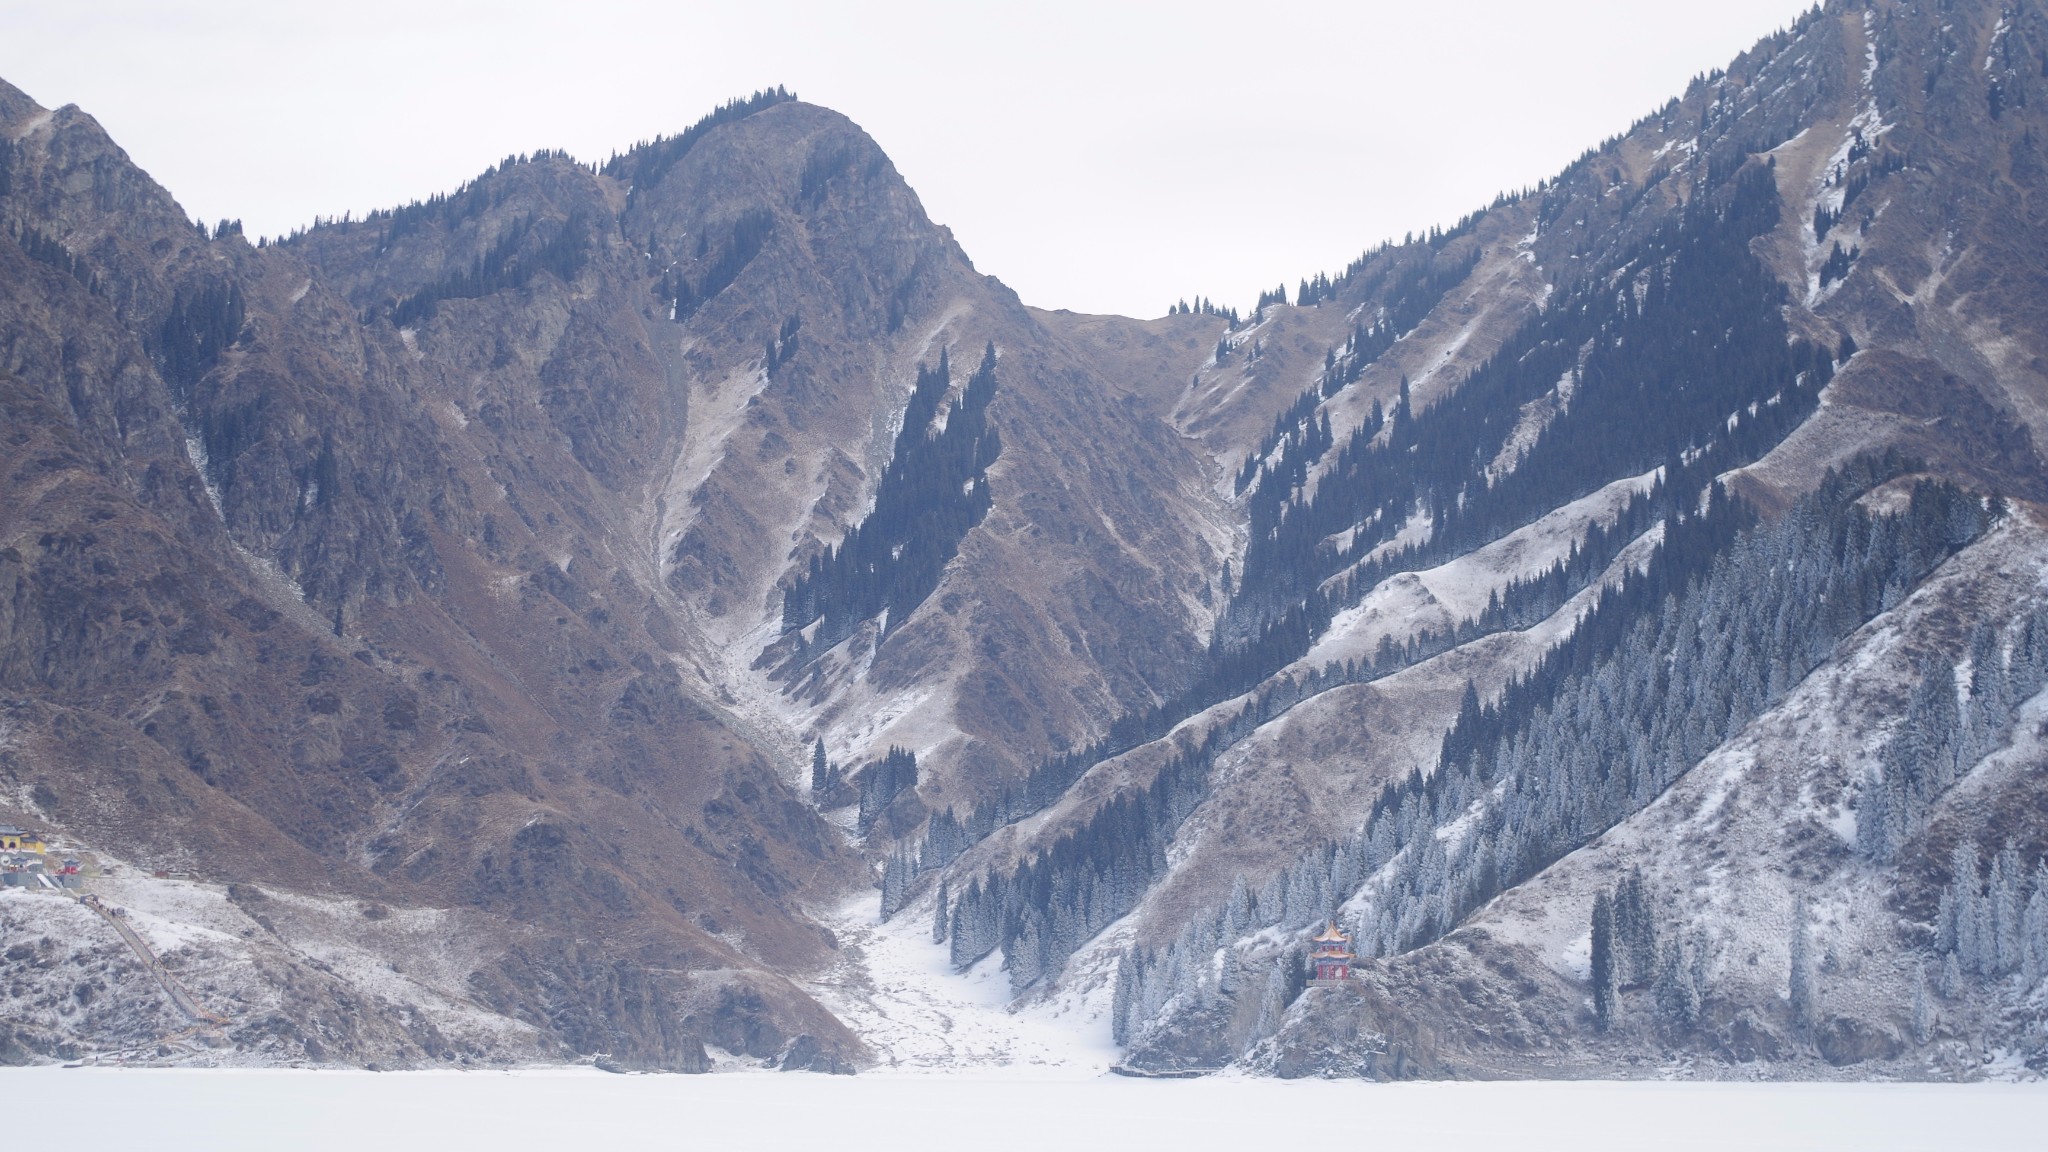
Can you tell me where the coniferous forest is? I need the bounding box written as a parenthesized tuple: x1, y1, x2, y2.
(1113, 459, 1999, 1047)
(908, 160, 1844, 976)
(782, 345, 1002, 651)
(389, 212, 591, 328)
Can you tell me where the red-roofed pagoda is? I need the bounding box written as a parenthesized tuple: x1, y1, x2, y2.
(1308, 920, 1354, 984)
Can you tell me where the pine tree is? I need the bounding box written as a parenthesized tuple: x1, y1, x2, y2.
(858, 747, 919, 834)
(880, 845, 914, 920)
(1617, 869, 1658, 985)
(811, 738, 829, 793)
(1591, 889, 1618, 1031)
(1788, 897, 1816, 1033)
(931, 879, 950, 944)
(1254, 964, 1290, 1039)
(1654, 933, 1702, 1035)
(2024, 863, 2048, 986)
(1856, 761, 1893, 861)
(1993, 843, 2022, 975)
(1911, 969, 1934, 1044)
(1112, 953, 1138, 1045)
(1940, 950, 1963, 998)
(1225, 875, 1253, 937)
(1950, 840, 1981, 973)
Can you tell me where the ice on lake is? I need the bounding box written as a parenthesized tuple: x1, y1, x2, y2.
(1, 1067, 2043, 1151)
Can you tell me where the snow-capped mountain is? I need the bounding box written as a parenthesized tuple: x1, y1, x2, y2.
(4, 0, 2047, 1078)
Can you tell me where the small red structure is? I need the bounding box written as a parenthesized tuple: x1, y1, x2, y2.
(1308, 920, 1354, 983)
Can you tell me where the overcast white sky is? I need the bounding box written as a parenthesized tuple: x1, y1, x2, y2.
(0, 1, 1816, 317)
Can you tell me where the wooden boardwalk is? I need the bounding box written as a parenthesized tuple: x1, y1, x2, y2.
(77, 894, 230, 1028)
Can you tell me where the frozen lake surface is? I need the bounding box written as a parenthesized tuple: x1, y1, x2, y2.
(1, 1068, 2043, 1151)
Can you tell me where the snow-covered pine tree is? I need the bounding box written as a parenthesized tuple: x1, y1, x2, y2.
(1788, 897, 1816, 1033)
(1856, 758, 1896, 862)
(1253, 964, 1289, 1040)
(1008, 908, 1046, 993)
(2025, 863, 2048, 986)
(1591, 890, 1618, 1031)
(1962, 625, 2009, 763)
(1654, 932, 1702, 1035)
(857, 747, 919, 834)
(1616, 869, 1658, 986)
(1995, 842, 2024, 975)
(1912, 968, 1934, 1044)
(1225, 875, 1253, 939)
(879, 844, 914, 920)
(949, 877, 994, 969)
(1111, 953, 1138, 1045)
(1948, 840, 1982, 975)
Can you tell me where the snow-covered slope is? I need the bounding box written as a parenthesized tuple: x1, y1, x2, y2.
(919, 0, 2048, 1081)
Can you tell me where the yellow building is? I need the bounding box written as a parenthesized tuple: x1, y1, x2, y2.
(0, 824, 46, 853)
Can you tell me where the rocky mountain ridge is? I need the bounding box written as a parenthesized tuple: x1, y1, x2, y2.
(5, 0, 2048, 1080)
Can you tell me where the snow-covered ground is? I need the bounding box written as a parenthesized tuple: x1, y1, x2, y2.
(0, 853, 540, 1065)
(804, 892, 1116, 1072)
(2, 1067, 2042, 1151)
(1306, 468, 1658, 669)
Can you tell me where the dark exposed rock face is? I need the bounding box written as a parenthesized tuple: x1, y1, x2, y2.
(1814, 1016, 1907, 1068)
(777, 1033, 857, 1075)
(1119, 998, 1241, 1076)
(1255, 985, 1446, 1081)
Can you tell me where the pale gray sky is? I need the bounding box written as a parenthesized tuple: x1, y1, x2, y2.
(0, 1, 1816, 317)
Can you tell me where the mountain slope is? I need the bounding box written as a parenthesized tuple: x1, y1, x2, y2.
(1000, 0, 2048, 1078)
(2, 85, 875, 1068)
(0, 78, 1245, 1068)
(7, 0, 2048, 1080)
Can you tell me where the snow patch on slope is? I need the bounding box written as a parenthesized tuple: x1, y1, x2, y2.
(1486, 372, 1575, 484)
(1307, 469, 1658, 667)
(655, 361, 772, 579)
(806, 891, 1115, 1072)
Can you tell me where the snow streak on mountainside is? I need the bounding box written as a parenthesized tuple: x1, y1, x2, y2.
(6, 0, 2048, 1080)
